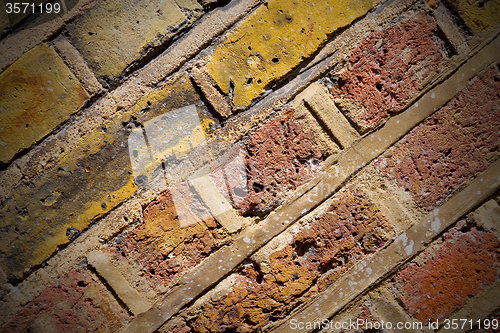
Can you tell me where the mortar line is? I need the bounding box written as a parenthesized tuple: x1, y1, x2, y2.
(270, 159, 500, 332)
(118, 29, 500, 333)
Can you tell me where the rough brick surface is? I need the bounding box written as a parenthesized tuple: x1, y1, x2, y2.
(206, 0, 378, 108)
(182, 192, 394, 332)
(394, 220, 500, 323)
(2, 269, 128, 332)
(331, 15, 444, 130)
(237, 110, 322, 216)
(0, 75, 212, 281)
(0, 43, 88, 164)
(105, 185, 226, 286)
(445, 0, 500, 34)
(66, 0, 202, 80)
(374, 65, 500, 210)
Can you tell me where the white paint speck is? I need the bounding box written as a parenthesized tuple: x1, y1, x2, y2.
(431, 93, 435, 99)
(405, 240, 414, 255)
(431, 217, 441, 232)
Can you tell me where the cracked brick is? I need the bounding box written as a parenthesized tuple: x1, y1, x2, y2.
(236, 110, 322, 216)
(374, 65, 500, 210)
(105, 184, 226, 287)
(331, 15, 445, 131)
(2, 269, 128, 332)
(183, 192, 394, 332)
(393, 220, 500, 323)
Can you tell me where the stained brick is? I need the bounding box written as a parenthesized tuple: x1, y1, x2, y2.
(445, 0, 500, 34)
(373, 65, 500, 210)
(205, 0, 378, 108)
(393, 220, 500, 323)
(331, 15, 445, 131)
(105, 184, 226, 287)
(0, 75, 214, 281)
(237, 110, 322, 216)
(66, 0, 203, 80)
(0, 43, 88, 164)
(2, 269, 128, 332)
(183, 192, 394, 332)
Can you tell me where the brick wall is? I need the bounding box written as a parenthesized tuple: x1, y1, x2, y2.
(0, 0, 499, 332)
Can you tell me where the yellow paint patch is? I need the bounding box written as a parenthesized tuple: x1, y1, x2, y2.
(206, 0, 378, 108)
(451, 0, 500, 34)
(0, 75, 213, 280)
(0, 43, 88, 164)
(66, 0, 202, 78)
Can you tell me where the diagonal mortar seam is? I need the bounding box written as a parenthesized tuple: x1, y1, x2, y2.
(1, 5, 498, 330)
(0, 0, 263, 202)
(269, 159, 500, 333)
(436, 279, 500, 333)
(6, 7, 496, 320)
(118, 30, 500, 333)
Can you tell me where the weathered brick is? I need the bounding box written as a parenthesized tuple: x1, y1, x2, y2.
(183, 192, 394, 332)
(445, 0, 500, 34)
(393, 220, 500, 323)
(2, 269, 128, 332)
(0, 43, 88, 164)
(0, 75, 214, 281)
(237, 110, 322, 216)
(104, 184, 226, 287)
(66, 0, 203, 80)
(205, 0, 378, 108)
(373, 65, 500, 210)
(331, 15, 445, 131)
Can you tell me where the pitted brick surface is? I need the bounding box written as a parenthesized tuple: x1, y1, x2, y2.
(184, 192, 394, 332)
(2, 269, 128, 332)
(237, 110, 322, 216)
(393, 220, 500, 323)
(206, 0, 378, 108)
(105, 185, 226, 286)
(331, 15, 444, 130)
(66, 0, 202, 80)
(0, 43, 88, 164)
(373, 65, 500, 210)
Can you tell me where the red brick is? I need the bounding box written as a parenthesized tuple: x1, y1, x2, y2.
(331, 15, 445, 130)
(393, 220, 500, 323)
(2, 269, 127, 332)
(183, 192, 394, 332)
(374, 65, 500, 210)
(105, 184, 226, 286)
(340, 302, 385, 333)
(237, 110, 322, 216)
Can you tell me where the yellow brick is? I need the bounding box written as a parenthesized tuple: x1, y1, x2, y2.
(66, 0, 203, 79)
(0, 43, 88, 164)
(0, 75, 214, 280)
(448, 0, 500, 34)
(206, 0, 378, 108)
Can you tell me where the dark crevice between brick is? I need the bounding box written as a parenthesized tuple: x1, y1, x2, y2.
(86, 265, 134, 317)
(432, 23, 459, 57)
(440, 0, 475, 38)
(303, 99, 346, 149)
(189, 76, 225, 129)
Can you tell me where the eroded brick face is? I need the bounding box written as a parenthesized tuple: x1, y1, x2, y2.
(237, 110, 322, 216)
(394, 220, 500, 323)
(105, 184, 226, 286)
(374, 65, 500, 210)
(2, 269, 127, 332)
(184, 192, 394, 332)
(331, 15, 444, 130)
